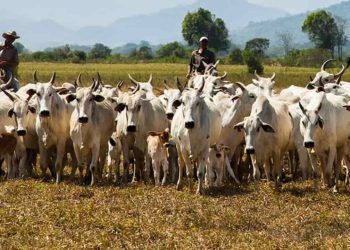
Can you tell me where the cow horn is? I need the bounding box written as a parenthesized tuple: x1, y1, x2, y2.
(214, 60, 220, 68)
(318, 77, 324, 87)
(128, 74, 139, 86)
(33, 71, 39, 83)
(220, 71, 227, 80)
(336, 75, 342, 85)
(49, 72, 56, 84)
(198, 77, 205, 93)
(321, 59, 336, 71)
(235, 82, 247, 92)
(202, 61, 209, 68)
(163, 80, 170, 90)
(271, 73, 276, 81)
(1, 87, 16, 102)
(334, 64, 346, 78)
(176, 77, 184, 92)
(97, 72, 102, 84)
(148, 74, 153, 83)
(75, 73, 82, 87)
(117, 80, 124, 90)
(254, 70, 261, 80)
(309, 75, 313, 82)
(131, 82, 140, 94)
(0, 73, 14, 90)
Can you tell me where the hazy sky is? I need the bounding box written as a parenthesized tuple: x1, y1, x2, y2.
(1, 0, 345, 28)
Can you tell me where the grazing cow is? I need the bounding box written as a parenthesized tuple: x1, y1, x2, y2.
(115, 78, 168, 183)
(26, 72, 74, 182)
(171, 78, 222, 194)
(67, 82, 115, 185)
(234, 95, 293, 189)
(252, 71, 276, 97)
(300, 90, 350, 192)
(146, 128, 170, 186)
(107, 132, 122, 182)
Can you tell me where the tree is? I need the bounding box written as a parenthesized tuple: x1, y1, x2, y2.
(88, 43, 111, 59)
(243, 50, 264, 74)
(14, 42, 26, 54)
(226, 48, 244, 65)
(71, 50, 86, 63)
(277, 32, 293, 56)
(138, 46, 153, 60)
(302, 10, 339, 57)
(245, 38, 270, 58)
(334, 16, 347, 60)
(182, 8, 230, 51)
(156, 42, 186, 58)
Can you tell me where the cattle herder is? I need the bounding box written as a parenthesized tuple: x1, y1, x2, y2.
(186, 36, 216, 79)
(0, 31, 20, 91)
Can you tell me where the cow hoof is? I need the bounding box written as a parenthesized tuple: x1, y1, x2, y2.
(332, 186, 339, 194)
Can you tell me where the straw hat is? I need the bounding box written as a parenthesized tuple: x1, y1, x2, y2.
(2, 31, 20, 39)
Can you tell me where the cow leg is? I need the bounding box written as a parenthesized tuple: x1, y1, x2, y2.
(333, 148, 343, 193)
(325, 148, 336, 189)
(106, 154, 113, 181)
(90, 144, 100, 186)
(206, 162, 215, 188)
(55, 141, 66, 183)
(122, 146, 130, 183)
(98, 144, 108, 181)
(39, 145, 49, 178)
(343, 155, 350, 190)
(215, 163, 224, 187)
(69, 150, 78, 180)
(73, 143, 84, 183)
(298, 147, 310, 180)
(6, 154, 14, 179)
(273, 153, 282, 191)
(161, 158, 169, 186)
(144, 154, 151, 184)
(176, 148, 185, 190)
(197, 156, 207, 195)
(152, 159, 160, 186)
(264, 158, 271, 182)
(115, 157, 120, 183)
(249, 154, 261, 180)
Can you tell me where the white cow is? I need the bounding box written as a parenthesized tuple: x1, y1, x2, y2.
(67, 82, 115, 185)
(160, 78, 183, 120)
(107, 133, 122, 182)
(252, 71, 276, 97)
(234, 95, 293, 189)
(300, 91, 350, 192)
(171, 78, 222, 194)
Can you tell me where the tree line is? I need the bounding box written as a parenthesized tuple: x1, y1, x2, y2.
(15, 8, 348, 74)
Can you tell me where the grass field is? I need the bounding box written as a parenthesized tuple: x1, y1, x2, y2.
(1, 62, 350, 248)
(17, 62, 350, 91)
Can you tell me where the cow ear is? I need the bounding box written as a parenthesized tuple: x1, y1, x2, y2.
(172, 100, 181, 109)
(233, 121, 244, 132)
(93, 94, 105, 102)
(115, 103, 126, 113)
(109, 138, 117, 146)
(261, 122, 275, 133)
(57, 88, 69, 95)
(318, 116, 324, 129)
(26, 89, 36, 96)
(8, 108, 14, 118)
(343, 105, 350, 111)
(306, 83, 315, 90)
(66, 94, 76, 103)
(28, 106, 36, 113)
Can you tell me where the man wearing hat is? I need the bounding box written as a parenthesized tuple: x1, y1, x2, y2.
(186, 36, 216, 79)
(0, 31, 20, 83)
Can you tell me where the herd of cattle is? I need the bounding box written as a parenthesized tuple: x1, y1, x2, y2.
(2, 59, 350, 194)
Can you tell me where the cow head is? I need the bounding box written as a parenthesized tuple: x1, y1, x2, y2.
(2, 88, 36, 136)
(26, 71, 59, 118)
(191, 72, 227, 96)
(162, 78, 183, 120)
(308, 59, 349, 88)
(299, 93, 325, 149)
(114, 84, 149, 133)
(252, 71, 276, 97)
(147, 128, 170, 145)
(203, 60, 220, 76)
(234, 116, 275, 155)
(128, 74, 154, 98)
(222, 82, 257, 128)
(181, 77, 206, 129)
(66, 81, 105, 124)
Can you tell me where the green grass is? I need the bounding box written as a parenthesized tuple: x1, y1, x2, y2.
(2, 62, 350, 248)
(17, 62, 350, 91)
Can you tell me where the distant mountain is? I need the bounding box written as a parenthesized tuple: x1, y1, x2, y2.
(232, 0, 350, 49)
(0, 0, 289, 50)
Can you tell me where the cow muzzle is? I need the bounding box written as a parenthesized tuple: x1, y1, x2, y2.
(185, 121, 195, 129)
(166, 113, 174, 120)
(78, 116, 89, 124)
(39, 110, 50, 117)
(304, 141, 315, 148)
(127, 125, 136, 132)
(17, 129, 27, 136)
(246, 147, 255, 155)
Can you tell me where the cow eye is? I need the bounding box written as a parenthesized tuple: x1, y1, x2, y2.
(249, 93, 255, 98)
(164, 97, 168, 101)
(49, 93, 53, 97)
(257, 127, 260, 132)
(36, 93, 41, 97)
(325, 79, 329, 82)
(137, 105, 141, 111)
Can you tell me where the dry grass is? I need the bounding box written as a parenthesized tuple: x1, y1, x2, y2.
(1, 178, 350, 249)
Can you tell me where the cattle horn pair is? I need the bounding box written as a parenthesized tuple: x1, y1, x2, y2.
(128, 74, 152, 86)
(254, 71, 276, 81)
(32, 71, 56, 84)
